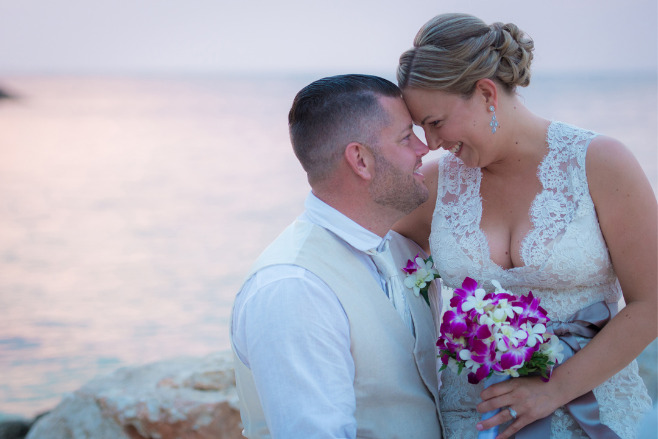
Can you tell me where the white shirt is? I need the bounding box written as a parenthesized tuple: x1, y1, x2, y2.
(231, 192, 390, 439)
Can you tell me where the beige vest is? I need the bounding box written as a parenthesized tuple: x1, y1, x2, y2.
(231, 220, 444, 438)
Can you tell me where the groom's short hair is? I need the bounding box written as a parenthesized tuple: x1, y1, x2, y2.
(288, 74, 402, 184)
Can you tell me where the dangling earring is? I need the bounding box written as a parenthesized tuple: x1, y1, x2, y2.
(489, 105, 499, 134)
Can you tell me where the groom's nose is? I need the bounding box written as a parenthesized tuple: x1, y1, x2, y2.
(412, 133, 430, 157)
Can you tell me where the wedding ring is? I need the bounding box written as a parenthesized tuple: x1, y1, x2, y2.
(508, 407, 518, 420)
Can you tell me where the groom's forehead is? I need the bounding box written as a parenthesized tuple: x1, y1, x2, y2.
(377, 97, 413, 129)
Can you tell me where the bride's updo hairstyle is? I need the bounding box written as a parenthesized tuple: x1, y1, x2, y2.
(397, 13, 534, 97)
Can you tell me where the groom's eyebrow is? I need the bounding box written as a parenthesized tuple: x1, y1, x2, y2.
(400, 123, 413, 137)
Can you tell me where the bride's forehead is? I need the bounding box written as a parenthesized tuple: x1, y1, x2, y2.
(404, 88, 465, 109)
(402, 89, 469, 124)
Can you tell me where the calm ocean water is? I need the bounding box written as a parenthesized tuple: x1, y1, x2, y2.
(0, 73, 656, 419)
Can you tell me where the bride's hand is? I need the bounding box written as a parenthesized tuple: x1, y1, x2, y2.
(475, 375, 564, 439)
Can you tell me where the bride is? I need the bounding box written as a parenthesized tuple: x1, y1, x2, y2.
(394, 13, 656, 439)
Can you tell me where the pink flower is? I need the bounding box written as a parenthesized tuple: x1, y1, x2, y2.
(442, 309, 470, 338)
(402, 257, 418, 274)
(513, 291, 548, 324)
(445, 335, 468, 356)
(450, 277, 480, 309)
(466, 342, 498, 384)
(473, 355, 497, 383)
(475, 324, 492, 341)
(500, 341, 535, 374)
(469, 337, 493, 359)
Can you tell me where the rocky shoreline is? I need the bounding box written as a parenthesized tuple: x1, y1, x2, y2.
(2, 351, 242, 439)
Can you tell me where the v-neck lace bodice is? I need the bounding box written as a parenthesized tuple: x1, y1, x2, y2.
(432, 121, 620, 321)
(430, 121, 651, 438)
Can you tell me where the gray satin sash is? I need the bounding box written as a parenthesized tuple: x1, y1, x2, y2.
(516, 301, 621, 439)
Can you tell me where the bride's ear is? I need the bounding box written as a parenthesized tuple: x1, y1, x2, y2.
(474, 78, 498, 108)
(345, 142, 374, 181)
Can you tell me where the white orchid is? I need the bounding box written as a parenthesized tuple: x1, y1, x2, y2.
(494, 323, 528, 351)
(540, 333, 565, 364)
(461, 288, 491, 315)
(459, 349, 479, 370)
(492, 298, 524, 322)
(491, 279, 509, 294)
(403, 265, 430, 296)
(522, 322, 547, 348)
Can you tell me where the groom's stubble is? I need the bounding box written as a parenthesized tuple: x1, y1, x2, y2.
(369, 151, 429, 215)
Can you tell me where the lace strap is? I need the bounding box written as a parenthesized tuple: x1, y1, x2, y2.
(523, 122, 598, 266)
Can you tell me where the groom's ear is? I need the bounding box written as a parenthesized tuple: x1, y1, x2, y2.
(344, 142, 375, 181)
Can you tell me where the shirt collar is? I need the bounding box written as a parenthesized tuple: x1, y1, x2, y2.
(301, 192, 390, 254)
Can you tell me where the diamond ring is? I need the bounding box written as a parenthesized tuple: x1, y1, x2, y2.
(508, 407, 518, 420)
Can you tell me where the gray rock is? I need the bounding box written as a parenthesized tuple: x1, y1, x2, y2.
(27, 351, 242, 439)
(0, 419, 31, 439)
(0, 87, 15, 100)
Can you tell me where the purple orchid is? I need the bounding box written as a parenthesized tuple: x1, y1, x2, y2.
(450, 277, 480, 309)
(473, 356, 497, 383)
(475, 323, 492, 340)
(441, 309, 470, 338)
(441, 334, 468, 356)
(499, 340, 535, 374)
(513, 291, 549, 324)
(468, 332, 498, 382)
(402, 257, 418, 274)
(468, 338, 491, 358)
(466, 343, 498, 384)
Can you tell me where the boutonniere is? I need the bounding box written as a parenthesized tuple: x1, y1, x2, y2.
(402, 254, 441, 306)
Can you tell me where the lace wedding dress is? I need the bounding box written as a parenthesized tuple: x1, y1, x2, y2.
(430, 121, 652, 438)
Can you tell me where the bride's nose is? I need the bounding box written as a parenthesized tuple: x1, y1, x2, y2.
(424, 129, 442, 151)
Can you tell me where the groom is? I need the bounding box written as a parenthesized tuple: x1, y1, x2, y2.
(230, 74, 444, 438)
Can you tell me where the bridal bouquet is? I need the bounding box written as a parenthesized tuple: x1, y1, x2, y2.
(437, 277, 563, 438)
(437, 277, 563, 383)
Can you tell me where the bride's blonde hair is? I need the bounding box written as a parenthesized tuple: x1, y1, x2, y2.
(397, 13, 534, 96)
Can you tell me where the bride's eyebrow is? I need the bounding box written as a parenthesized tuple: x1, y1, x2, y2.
(420, 115, 434, 125)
